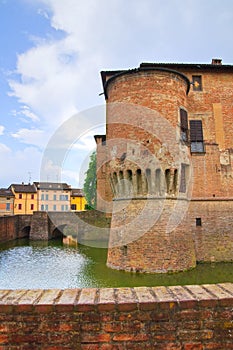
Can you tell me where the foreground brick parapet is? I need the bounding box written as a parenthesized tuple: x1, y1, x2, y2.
(0, 283, 232, 349)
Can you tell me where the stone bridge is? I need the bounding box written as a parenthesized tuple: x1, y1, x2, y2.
(0, 215, 32, 243)
(0, 211, 111, 246)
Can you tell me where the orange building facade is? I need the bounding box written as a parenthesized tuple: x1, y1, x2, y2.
(97, 59, 233, 273)
(0, 189, 14, 216)
(10, 183, 38, 215)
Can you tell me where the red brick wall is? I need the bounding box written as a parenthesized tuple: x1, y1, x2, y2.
(0, 216, 16, 242)
(97, 66, 233, 273)
(108, 198, 196, 273)
(0, 283, 232, 349)
(190, 199, 233, 262)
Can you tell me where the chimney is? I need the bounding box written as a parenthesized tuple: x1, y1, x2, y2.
(211, 58, 222, 65)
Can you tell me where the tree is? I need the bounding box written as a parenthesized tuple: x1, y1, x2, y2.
(83, 151, 96, 209)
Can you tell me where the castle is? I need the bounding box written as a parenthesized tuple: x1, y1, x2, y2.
(95, 59, 233, 273)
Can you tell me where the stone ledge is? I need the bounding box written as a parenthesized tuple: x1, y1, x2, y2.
(0, 283, 232, 312)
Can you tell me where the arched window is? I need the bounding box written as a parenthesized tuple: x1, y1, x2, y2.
(145, 168, 151, 194)
(136, 169, 142, 195)
(126, 170, 133, 196)
(165, 169, 171, 194)
(173, 169, 178, 193)
(119, 170, 124, 195)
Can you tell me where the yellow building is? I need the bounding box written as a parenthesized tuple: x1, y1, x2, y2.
(70, 189, 87, 211)
(10, 183, 38, 215)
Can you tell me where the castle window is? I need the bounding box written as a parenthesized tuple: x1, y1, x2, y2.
(165, 169, 171, 194)
(192, 75, 202, 91)
(145, 168, 151, 194)
(190, 120, 204, 153)
(136, 169, 142, 194)
(126, 170, 132, 182)
(119, 171, 124, 194)
(113, 172, 118, 186)
(180, 109, 188, 142)
(196, 218, 202, 226)
(173, 169, 178, 193)
(179, 164, 187, 193)
(122, 245, 127, 256)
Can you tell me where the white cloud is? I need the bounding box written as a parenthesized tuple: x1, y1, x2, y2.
(0, 142, 10, 153)
(3, 0, 233, 191)
(0, 144, 42, 187)
(0, 126, 5, 135)
(11, 105, 40, 123)
(8, 0, 233, 134)
(11, 128, 48, 148)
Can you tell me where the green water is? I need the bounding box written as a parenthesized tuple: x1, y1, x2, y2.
(0, 239, 233, 289)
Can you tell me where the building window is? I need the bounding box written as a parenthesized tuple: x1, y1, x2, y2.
(19, 194, 22, 199)
(53, 194, 56, 201)
(31, 194, 34, 199)
(60, 195, 68, 201)
(6, 203, 10, 211)
(192, 75, 202, 91)
(53, 204, 57, 211)
(196, 218, 202, 226)
(190, 120, 204, 153)
(45, 194, 49, 200)
(41, 204, 44, 211)
(18, 204, 22, 210)
(61, 205, 64, 211)
(180, 108, 188, 142)
(45, 205, 48, 211)
(71, 204, 76, 210)
(30, 204, 34, 211)
(41, 194, 44, 200)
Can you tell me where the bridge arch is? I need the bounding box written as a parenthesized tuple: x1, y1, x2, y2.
(20, 225, 31, 238)
(51, 223, 78, 240)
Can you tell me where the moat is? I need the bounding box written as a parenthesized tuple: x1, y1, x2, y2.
(0, 238, 233, 289)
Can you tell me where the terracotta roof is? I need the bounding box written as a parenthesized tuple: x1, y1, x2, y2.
(101, 66, 191, 98)
(33, 182, 71, 190)
(0, 188, 14, 197)
(10, 183, 37, 193)
(71, 188, 85, 197)
(100, 60, 233, 99)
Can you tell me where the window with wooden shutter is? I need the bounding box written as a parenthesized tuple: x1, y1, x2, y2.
(180, 108, 188, 142)
(190, 120, 204, 153)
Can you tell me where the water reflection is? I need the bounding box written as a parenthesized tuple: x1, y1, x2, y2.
(0, 239, 232, 290)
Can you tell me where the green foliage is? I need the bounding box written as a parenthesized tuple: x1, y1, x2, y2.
(83, 151, 97, 209)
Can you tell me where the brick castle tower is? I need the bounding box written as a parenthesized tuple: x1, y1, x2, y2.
(96, 59, 233, 273)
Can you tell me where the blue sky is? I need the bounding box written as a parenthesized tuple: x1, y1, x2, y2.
(0, 0, 233, 188)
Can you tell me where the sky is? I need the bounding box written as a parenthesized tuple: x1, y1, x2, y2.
(0, 0, 232, 188)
